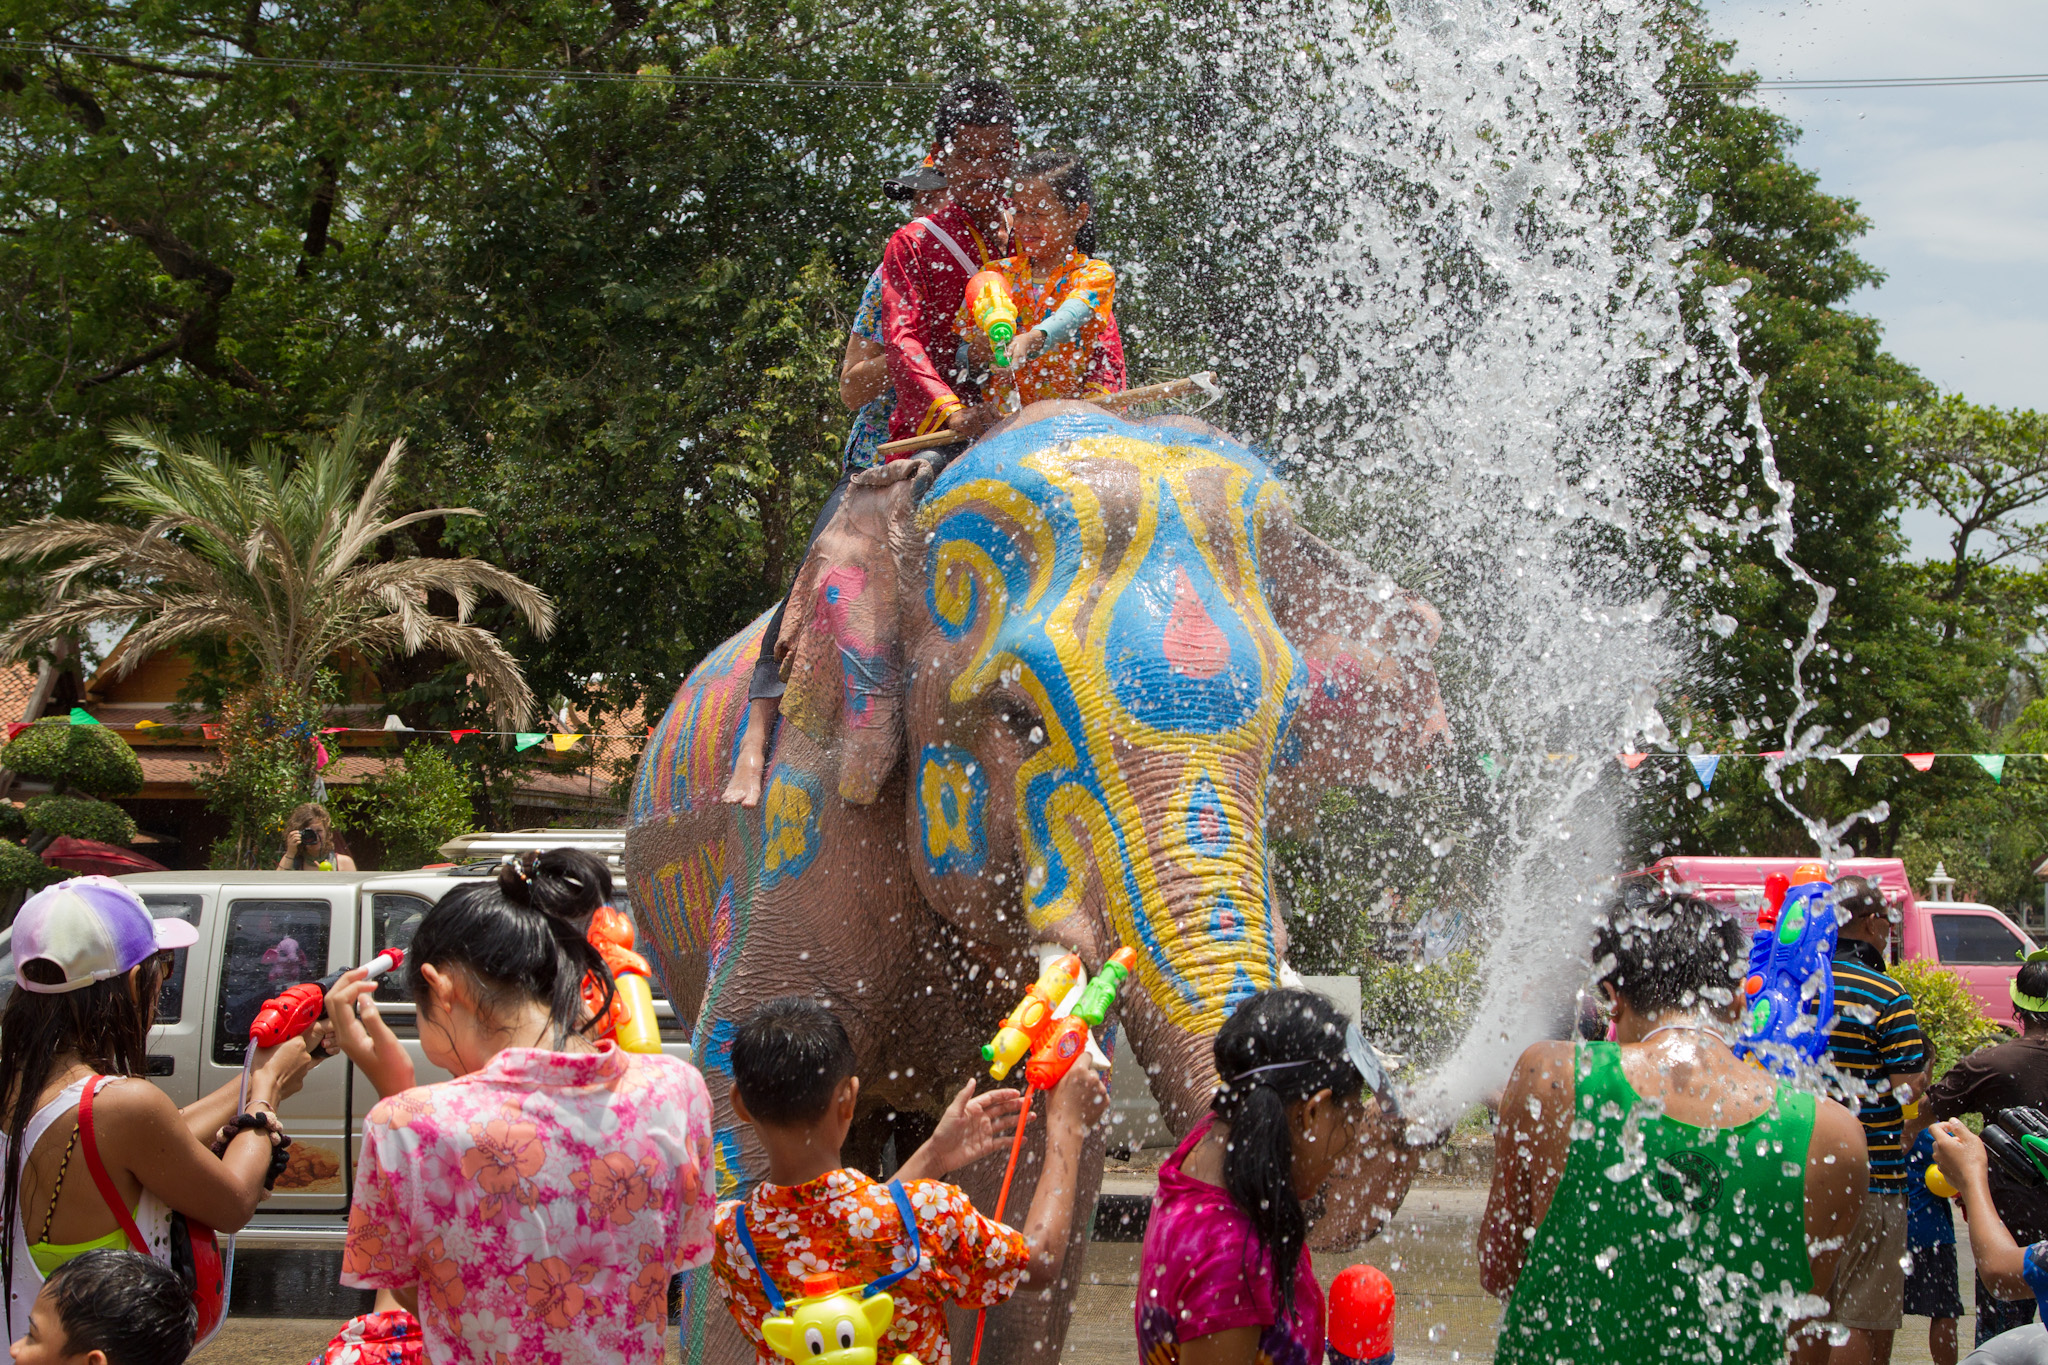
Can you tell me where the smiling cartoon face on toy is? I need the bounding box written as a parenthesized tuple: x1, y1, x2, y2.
(758, 1274, 901, 1365)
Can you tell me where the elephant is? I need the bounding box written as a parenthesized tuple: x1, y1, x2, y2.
(625, 402, 1449, 1365)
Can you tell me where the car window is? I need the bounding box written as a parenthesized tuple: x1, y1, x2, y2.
(214, 900, 332, 1064)
(1934, 913, 2027, 966)
(137, 895, 202, 1025)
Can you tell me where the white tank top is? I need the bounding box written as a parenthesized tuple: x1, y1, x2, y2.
(4, 1078, 173, 1334)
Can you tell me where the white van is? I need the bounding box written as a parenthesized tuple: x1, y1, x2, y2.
(0, 861, 692, 1246)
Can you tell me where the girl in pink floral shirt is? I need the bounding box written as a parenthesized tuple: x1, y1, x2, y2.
(341, 853, 715, 1365)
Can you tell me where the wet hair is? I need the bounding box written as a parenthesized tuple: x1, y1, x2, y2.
(1590, 884, 1745, 1016)
(2016, 961, 2048, 1030)
(1209, 989, 1363, 1321)
(1015, 150, 1097, 256)
(2, 957, 164, 1336)
(730, 997, 856, 1127)
(932, 78, 1016, 148)
(402, 848, 615, 1045)
(1834, 875, 1887, 921)
(42, 1250, 196, 1365)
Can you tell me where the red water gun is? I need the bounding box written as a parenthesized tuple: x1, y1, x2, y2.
(250, 949, 404, 1048)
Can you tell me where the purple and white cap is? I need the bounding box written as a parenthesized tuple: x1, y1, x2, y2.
(10, 876, 198, 993)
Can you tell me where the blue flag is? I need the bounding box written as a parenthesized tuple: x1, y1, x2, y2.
(1690, 754, 1720, 792)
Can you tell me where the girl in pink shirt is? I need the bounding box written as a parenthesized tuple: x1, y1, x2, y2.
(1136, 991, 1396, 1365)
(341, 852, 715, 1365)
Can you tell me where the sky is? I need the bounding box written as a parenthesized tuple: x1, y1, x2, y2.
(1702, 0, 2048, 557)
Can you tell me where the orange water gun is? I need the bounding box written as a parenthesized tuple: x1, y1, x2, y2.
(1025, 946, 1136, 1090)
(584, 904, 661, 1053)
(982, 951, 1083, 1080)
(965, 270, 1020, 367)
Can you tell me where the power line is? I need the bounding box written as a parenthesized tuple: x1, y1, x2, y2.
(1738, 73, 2048, 91)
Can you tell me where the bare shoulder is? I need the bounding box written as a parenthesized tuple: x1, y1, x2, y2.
(89, 1074, 181, 1122)
(1809, 1097, 1868, 1161)
(1509, 1041, 1578, 1094)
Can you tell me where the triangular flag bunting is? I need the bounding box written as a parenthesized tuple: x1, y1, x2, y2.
(133, 719, 159, 730)
(450, 729, 480, 743)
(1760, 749, 1785, 761)
(550, 733, 584, 752)
(515, 732, 546, 751)
(1975, 754, 2006, 783)
(1478, 753, 1499, 779)
(1836, 754, 1863, 775)
(1905, 753, 1935, 772)
(1690, 755, 1720, 791)
(4, 722, 29, 742)
(383, 714, 411, 731)
(201, 724, 221, 741)
(321, 726, 348, 734)
(67, 708, 99, 726)
(1619, 751, 1648, 770)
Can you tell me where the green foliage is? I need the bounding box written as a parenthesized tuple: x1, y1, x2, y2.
(195, 676, 331, 868)
(330, 743, 478, 870)
(22, 794, 137, 847)
(0, 720, 143, 796)
(1880, 394, 2048, 599)
(1889, 958, 2007, 1081)
(1357, 951, 1482, 1065)
(0, 802, 23, 837)
(0, 839, 61, 892)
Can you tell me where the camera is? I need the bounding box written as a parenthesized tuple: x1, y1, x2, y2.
(298, 827, 319, 847)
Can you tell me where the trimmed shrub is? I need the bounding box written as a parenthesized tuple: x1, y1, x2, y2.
(23, 795, 138, 848)
(0, 720, 144, 796)
(0, 802, 24, 837)
(0, 839, 62, 892)
(1890, 957, 2007, 1080)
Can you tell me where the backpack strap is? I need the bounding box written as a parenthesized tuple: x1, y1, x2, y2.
(732, 1204, 787, 1315)
(862, 1180, 922, 1297)
(77, 1077, 149, 1254)
(913, 217, 980, 277)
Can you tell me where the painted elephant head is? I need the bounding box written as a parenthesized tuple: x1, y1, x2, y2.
(770, 405, 1447, 1127)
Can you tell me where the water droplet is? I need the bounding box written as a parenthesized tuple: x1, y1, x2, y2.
(1428, 1324, 1447, 1344)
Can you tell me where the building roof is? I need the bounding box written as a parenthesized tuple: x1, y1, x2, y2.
(0, 663, 37, 723)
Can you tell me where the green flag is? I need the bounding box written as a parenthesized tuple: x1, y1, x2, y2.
(1975, 754, 2007, 783)
(515, 732, 546, 751)
(1478, 753, 1499, 779)
(67, 708, 99, 726)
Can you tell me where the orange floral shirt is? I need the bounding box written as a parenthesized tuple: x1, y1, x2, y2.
(969, 251, 1122, 407)
(711, 1169, 1029, 1365)
(342, 1046, 716, 1365)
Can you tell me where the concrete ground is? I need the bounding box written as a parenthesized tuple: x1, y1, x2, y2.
(193, 1182, 1995, 1365)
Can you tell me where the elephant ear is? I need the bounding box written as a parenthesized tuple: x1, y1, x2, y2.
(1266, 521, 1448, 829)
(774, 476, 920, 804)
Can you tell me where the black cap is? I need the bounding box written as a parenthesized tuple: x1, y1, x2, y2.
(883, 162, 947, 201)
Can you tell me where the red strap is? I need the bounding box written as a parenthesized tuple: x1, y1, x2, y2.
(77, 1077, 149, 1253)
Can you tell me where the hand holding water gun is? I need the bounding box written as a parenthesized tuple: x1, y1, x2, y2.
(584, 904, 662, 1054)
(1734, 861, 1837, 1075)
(983, 951, 1083, 1081)
(252, 948, 404, 1047)
(757, 1271, 920, 1365)
(1926, 1108, 2048, 1197)
(1025, 946, 1136, 1090)
(965, 270, 1019, 369)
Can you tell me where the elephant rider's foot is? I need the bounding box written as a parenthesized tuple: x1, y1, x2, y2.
(721, 697, 777, 807)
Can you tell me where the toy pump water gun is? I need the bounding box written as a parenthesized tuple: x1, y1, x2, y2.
(983, 951, 1083, 1081)
(758, 1271, 920, 1365)
(1734, 860, 1837, 1076)
(1926, 1107, 2048, 1198)
(1025, 946, 1136, 1091)
(250, 949, 405, 1048)
(583, 904, 662, 1054)
(1326, 1263, 1397, 1365)
(965, 270, 1019, 368)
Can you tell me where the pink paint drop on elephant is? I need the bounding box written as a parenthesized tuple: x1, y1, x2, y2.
(625, 403, 1448, 1364)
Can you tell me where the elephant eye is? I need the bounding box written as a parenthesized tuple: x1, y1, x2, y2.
(996, 696, 1046, 749)
(836, 1319, 858, 1349)
(804, 1327, 825, 1356)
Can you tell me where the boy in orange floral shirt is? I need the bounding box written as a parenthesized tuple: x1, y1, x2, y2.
(709, 997, 1106, 1365)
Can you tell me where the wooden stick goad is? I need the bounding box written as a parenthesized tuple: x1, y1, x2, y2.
(872, 372, 1219, 460)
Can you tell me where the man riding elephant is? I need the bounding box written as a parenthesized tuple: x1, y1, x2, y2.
(627, 401, 1449, 1363)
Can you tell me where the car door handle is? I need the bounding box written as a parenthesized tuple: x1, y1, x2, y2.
(146, 1055, 176, 1077)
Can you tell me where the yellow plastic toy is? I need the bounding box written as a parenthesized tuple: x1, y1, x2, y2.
(759, 1272, 921, 1365)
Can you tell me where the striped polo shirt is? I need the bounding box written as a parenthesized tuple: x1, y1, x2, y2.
(1826, 939, 1928, 1194)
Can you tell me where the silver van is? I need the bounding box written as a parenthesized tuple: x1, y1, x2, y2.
(0, 863, 692, 1245)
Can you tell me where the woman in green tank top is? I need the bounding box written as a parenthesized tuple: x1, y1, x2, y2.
(1480, 885, 1869, 1365)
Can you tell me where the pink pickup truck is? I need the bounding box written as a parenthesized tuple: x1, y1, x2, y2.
(1645, 856, 2039, 1024)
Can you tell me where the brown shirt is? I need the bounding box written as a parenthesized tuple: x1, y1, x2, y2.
(1928, 1032, 2048, 1242)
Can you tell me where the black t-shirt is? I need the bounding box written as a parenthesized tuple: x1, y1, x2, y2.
(1928, 1032, 2048, 1242)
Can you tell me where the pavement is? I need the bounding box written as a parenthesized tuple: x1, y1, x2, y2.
(192, 1181, 1987, 1365)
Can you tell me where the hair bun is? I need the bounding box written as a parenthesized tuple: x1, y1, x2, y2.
(494, 856, 536, 905)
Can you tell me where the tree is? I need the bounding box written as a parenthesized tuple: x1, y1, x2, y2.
(0, 716, 144, 890)
(1880, 394, 2048, 611)
(0, 406, 555, 725)
(330, 742, 477, 870)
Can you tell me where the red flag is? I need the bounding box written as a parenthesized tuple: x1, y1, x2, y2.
(1905, 753, 1935, 772)
(4, 722, 29, 742)
(201, 724, 221, 741)
(450, 729, 480, 742)
(1618, 751, 1648, 770)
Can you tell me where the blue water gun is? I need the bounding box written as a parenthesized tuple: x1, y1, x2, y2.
(1734, 860, 1837, 1075)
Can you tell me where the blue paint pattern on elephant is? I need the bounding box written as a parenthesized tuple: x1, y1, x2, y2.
(917, 743, 989, 876)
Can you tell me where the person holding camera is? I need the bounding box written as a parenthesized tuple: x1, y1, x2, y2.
(273, 803, 355, 872)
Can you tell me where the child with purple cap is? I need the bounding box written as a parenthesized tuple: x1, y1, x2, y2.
(2, 877, 328, 1339)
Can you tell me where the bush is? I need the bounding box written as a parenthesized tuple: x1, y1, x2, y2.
(0, 720, 143, 796)
(0, 802, 24, 837)
(1890, 958, 2007, 1080)
(0, 839, 62, 892)
(331, 743, 477, 869)
(23, 795, 138, 848)
(1357, 949, 1481, 1065)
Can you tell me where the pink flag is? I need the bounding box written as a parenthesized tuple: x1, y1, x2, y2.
(450, 729, 480, 742)
(1618, 751, 1648, 770)
(1905, 753, 1935, 772)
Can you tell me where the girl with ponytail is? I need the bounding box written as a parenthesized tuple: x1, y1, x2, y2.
(338, 850, 716, 1365)
(1136, 989, 1397, 1365)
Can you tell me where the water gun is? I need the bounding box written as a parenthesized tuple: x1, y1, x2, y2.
(250, 949, 404, 1048)
(758, 1271, 920, 1365)
(983, 951, 1083, 1081)
(1926, 1107, 2048, 1197)
(965, 270, 1019, 367)
(1025, 947, 1137, 1090)
(1327, 1263, 1397, 1365)
(583, 904, 661, 1054)
(1734, 860, 1836, 1075)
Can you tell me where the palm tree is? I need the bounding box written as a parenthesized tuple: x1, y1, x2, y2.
(0, 408, 555, 726)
